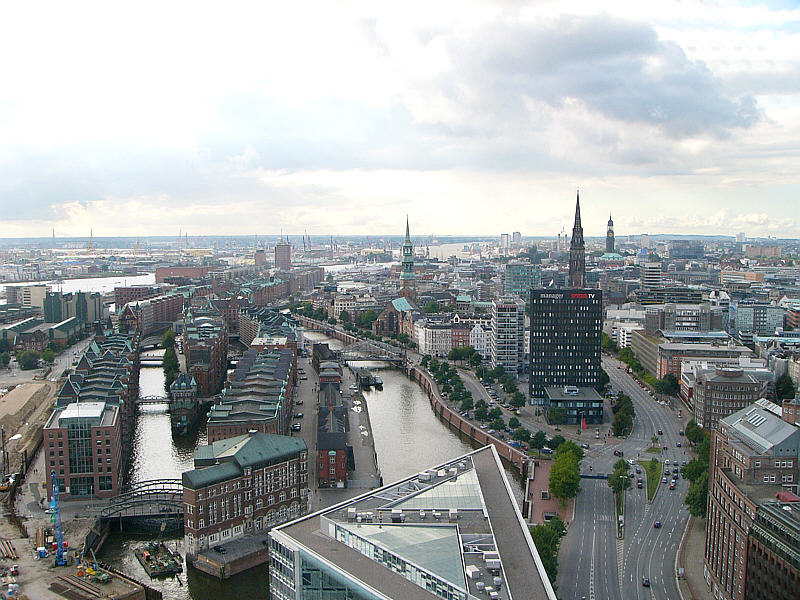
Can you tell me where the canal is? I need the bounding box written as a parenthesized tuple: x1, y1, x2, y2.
(100, 332, 520, 599)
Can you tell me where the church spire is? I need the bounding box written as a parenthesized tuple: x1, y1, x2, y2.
(405, 215, 410, 242)
(568, 190, 586, 288)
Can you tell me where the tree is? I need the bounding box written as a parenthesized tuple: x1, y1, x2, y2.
(685, 470, 709, 518)
(549, 452, 580, 502)
(618, 347, 635, 364)
(162, 346, 180, 391)
(424, 301, 439, 313)
(339, 310, 351, 323)
(421, 355, 431, 368)
(776, 374, 796, 400)
(488, 407, 503, 420)
(508, 416, 520, 429)
(161, 329, 176, 349)
(556, 441, 584, 462)
(511, 391, 526, 408)
(598, 369, 610, 389)
(475, 407, 489, 422)
(42, 348, 55, 364)
(490, 418, 506, 431)
(548, 406, 566, 424)
(660, 373, 680, 396)
(530, 430, 547, 449)
(17, 350, 41, 370)
(608, 469, 632, 494)
(460, 397, 474, 412)
(469, 353, 482, 368)
(513, 427, 531, 442)
(601, 332, 618, 353)
(548, 434, 566, 450)
(0, 352, 9, 368)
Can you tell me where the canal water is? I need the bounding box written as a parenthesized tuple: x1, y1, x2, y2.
(100, 332, 517, 600)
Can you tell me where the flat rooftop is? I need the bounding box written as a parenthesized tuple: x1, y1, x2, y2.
(272, 445, 555, 600)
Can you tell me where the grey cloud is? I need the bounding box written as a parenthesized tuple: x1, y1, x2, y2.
(439, 15, 759, 138)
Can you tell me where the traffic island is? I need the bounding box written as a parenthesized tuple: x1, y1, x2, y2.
(639, 458, 661, 502)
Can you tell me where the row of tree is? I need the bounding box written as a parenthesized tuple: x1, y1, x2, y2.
(617, 347, 680, 395)
(608, 458, 634, 494)
(681, 419, 710, 518)
(611, 392, 636, 436)
(529, 515, 566, 586)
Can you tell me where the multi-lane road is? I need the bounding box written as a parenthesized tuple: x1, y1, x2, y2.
(558, 355, 691, 600)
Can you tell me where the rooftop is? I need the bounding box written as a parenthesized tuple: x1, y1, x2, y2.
(720, 404, 799, 455)
(271, 445, 555, 600)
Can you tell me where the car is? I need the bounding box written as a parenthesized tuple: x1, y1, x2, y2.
(213, 545, 226, 554)
(613, 449, 624, 457)
(291, 423, 301, 432)
(665, 459, 670, 465)
(662, 477, 668, 484)
(657, 429, 663, 435)
(580, 443, 590, 449)
(293, 412, 303, 418)
(663, 445, 668, 450)
(679, 430, 685, 436)
(636, 467, 642, 474)
(295, 400, 304, 405)
(673, 468, 679, 475)
(654, 521, 661, 528)
(642, 578, 650, 587)
(541, 447, 553, 454)
(480, 424, 488, 429)
(676, 442, 682, 447)
(9, 565, 18, 576)
(670, 482, 676, 490)
(637, 477, 643, 483)
(637, 481, 643, 488)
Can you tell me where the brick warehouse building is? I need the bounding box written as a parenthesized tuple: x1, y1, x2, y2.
(183, 432, 308, 559)
(704, 401, 800, 600)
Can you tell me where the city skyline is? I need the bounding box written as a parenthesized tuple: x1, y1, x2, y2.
(1, 1, 798, 238)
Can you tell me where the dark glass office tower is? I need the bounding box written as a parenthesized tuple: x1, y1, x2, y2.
(529, 288, 602, 401)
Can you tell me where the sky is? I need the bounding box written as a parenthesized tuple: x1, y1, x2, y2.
(0, 0, 798, 239)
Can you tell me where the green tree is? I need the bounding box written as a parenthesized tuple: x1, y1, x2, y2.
(339, 310, 351, 323)
(660, 373, 680, 396)
(424, 301, 439, 313)
(548, 406, 566, 424)
(601, 332, 618, 353)
(685, 471, 709, 518)
(162, 346, 179, 390)
(490, 418, 506, 431)
(548, 434, 566, 450)
(421, 355, 431, 368)
(608, 469, 632, 494)
(460, 397, 474, 412)
(513, 427, 531, 442)
(549, 452, 580, 502)
(555, 441, 585, 462)
(511, 391, 526, 408)
(42, 348, 55, 363)
(618, 347, 635, 364)
(508, 416, 520, 429)
(469, 353, 482, 368)
(598, 369, 610, 389)
(530, 430, 547, 449)
(475, 407, 489, 422)
(0, 352, 10, 368)
(17, 350, 41, 370)
(776, 374, 796, 400)
(161, 329, 176, 349)
(488, 407, 503, 420)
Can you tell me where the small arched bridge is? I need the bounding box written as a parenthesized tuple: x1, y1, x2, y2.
(101, 479, 183, 520)
(136, 395, 169, 405)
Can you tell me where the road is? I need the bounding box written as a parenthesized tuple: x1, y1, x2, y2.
(557, 355, 690, 600)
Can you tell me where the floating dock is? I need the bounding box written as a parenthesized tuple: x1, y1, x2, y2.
(135, 542, 183, 578)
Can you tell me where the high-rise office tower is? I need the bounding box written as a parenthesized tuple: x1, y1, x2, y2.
(275, 240, 292, 271)
(568, 192, 585, 288)
(606, 213, 615, 253)
(529, 289, 602, 401)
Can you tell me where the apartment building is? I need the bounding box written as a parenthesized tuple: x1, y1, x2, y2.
(491, 295, 525, 375)
(693, 368, 768, 430)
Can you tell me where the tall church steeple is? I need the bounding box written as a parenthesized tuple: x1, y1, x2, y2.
(606, 212, 615, 254)
(568, 191, 586, 288)
(401, 216, 416, 299)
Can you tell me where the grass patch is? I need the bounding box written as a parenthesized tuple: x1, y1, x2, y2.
(614, 491, 625, 537)
(639, 458, 661, 502)
(646, 446, 661, 454)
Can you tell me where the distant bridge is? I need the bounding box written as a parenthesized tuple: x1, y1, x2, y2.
(339, 340, 403, 364)
(139, 356, 164, 366)
(137, 395, 169, 405)
(101, 479, 183, 520)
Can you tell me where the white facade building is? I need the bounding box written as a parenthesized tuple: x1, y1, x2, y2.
(490, 296, 525, 374)
(469, 323, 490, 358)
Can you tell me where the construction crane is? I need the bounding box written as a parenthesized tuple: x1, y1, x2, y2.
(50, 471, 68, 566)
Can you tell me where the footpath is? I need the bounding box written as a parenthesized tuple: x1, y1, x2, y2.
(678, 516, 713, 600)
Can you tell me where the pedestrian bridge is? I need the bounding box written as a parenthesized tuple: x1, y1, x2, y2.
(100, 479, 183, 520)
(136, 395, 169, 405)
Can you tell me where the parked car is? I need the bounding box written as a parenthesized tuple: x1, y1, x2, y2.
(676, 442, 682, 447)
(541, 447, 553, 455)
(293, 412, 303, 418)
(679, 430, 685, 436)
(662, 477, 668, 484)
(295, 400, 304, 405)
(291, 423, 301, 432)
(580, 443, 590, 449)
(654, 521, 661, 528)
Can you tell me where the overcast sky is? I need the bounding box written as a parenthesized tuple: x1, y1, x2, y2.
(1, 1, 798, 239)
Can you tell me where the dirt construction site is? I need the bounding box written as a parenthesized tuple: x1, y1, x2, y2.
(0, 380, 152, 599)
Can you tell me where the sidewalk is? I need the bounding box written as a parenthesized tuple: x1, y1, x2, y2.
(678, 517, 714, 600)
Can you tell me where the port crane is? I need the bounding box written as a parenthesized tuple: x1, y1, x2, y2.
(50, 470, 69, 566)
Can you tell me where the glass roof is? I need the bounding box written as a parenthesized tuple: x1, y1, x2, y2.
(394, 468, 483, 511)
(343, 523, 466, 590)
